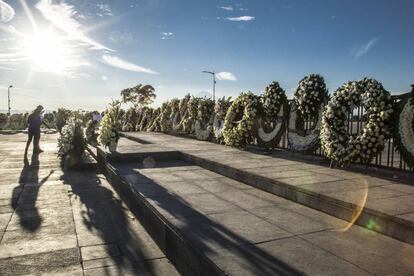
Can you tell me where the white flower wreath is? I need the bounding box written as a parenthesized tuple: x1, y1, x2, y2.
(147, 107, 161, 132)
(195, 121, 212, 140)
(167, 98, 180, 133)
(213, 97, 232, 143)
(136, 107, 147, 131)
(194, 98, 215, 140)
(223, 92, 260, 148)
(137, 107, 152, 131)
(256, 81, 288, 148)
(178, 97, 201, 134)
(320, 78, 393, 164)
(294, 74, 328, 119)
(288, 102, 324, 151)
(160, 101, 173, 133)
(288, 74, 328, 152)
(172, 95, 190, 132)
(121, 108, 138, 132)
(395, 91, 414, 167)
(134, 109, 143, 130)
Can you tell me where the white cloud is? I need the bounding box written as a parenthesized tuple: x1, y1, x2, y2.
(0, 66, 16, 71)
(96, 4, 112, 16)
(35, 0, 113, 51)
(102, 55, 158, 74)
(0, 52, 25, 62)
(160, 32, 173, 40)
(0, 0, 14, 22)
(108, 31, 134, 43)
(226, 16, 255, 22)
(220, 6, 233, 11)
(350, 36, 381, 59)
(101, 75, 108, 81)
(216, 71, 237, 81)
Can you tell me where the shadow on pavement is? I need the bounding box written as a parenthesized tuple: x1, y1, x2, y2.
(12, 153, 53, 232)
(61, 170, 162, 275)
(118, 161, 303, 276)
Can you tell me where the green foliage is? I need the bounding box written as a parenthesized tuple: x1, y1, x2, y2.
(83, 111, 99, 126)
(6, 113, 28, 130)
(0, 113, 7, 130)
(56, 108, 72, 133)
(121, 84, 156, 108)
(196, 98, 215, 123)
(122, 108, 138, 132)
(178, 97, 202, 134)
(160, 101, 173, 132)
(85, 119, 97, 144)
(137, 107, 153, 131)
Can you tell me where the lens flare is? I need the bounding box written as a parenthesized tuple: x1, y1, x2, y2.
(0, 0, 15, 23)
(338, 177, 369, 232)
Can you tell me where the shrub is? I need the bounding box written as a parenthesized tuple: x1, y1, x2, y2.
(0, 113, 8, 130)
(85, 119, 97, 144)
(55, 108, 72, 133)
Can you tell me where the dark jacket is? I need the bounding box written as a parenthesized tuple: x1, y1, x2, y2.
(28, 113, 42, 134)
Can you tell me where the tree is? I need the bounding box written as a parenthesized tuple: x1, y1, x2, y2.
(55, 108, 72, 133)
(121, 84, 156, 109)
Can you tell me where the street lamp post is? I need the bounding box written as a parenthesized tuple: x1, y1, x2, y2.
(202, 71, 216, 101)
(7, 85, 12, 116)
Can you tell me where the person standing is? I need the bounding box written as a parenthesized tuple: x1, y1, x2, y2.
(25, 105, 45, 155)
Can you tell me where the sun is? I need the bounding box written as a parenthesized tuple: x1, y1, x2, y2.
(21, 29, 77, 75)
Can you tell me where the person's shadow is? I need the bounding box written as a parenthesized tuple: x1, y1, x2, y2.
(12, 153, 52, 232)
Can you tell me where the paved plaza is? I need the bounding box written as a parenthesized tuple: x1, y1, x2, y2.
(0, 133, 178, 275)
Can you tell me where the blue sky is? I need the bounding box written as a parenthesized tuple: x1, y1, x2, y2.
(0, 0, 413, 111)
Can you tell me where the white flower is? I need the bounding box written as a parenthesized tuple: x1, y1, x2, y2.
(321, 78, 393, 164)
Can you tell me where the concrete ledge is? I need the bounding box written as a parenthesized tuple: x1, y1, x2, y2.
(179, 152, 414, 245)
(0, 129, 57, 135)
(86, 144, 98, 160)
(97, 148, 225, 276)
(98, 147, 181, 163)
(96, 144, 180, 164)
(120, 132, 153, 144)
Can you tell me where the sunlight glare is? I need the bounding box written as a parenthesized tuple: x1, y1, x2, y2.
(22, 29, 78, 75)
